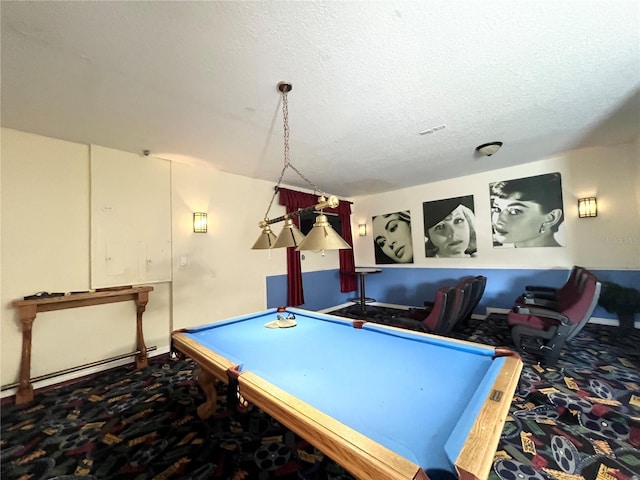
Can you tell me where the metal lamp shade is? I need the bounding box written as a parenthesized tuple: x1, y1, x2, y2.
(296, 214, 352, 251)
(272, 218, 306, 248)
(251, 225, 277, 249)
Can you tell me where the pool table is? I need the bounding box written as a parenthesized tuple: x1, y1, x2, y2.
(171, 307, 522, 480)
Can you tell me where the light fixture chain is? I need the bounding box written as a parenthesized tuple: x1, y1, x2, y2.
(288, 163, 321, 194)
(282, 89, 290, 168)
(262, 162, 287, 220)
(261, 84, 326, 221)
(261, 90, 291, 220)
(282, 89, 323, 195)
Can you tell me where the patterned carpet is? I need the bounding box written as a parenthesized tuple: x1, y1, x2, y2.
(1, 308, 639, 480)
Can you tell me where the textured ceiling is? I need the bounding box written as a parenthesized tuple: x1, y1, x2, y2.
(1, 1, 639, 197)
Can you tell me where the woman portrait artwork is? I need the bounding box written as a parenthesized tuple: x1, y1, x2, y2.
(490, 172, 565, 248)
(372, 210, 414, 264)
(423, 195, 477, 258)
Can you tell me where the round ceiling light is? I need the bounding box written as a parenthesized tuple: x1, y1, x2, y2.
(475, 141, 503, 156)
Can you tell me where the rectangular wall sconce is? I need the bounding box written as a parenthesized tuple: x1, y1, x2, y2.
(193, 212, 208, 233)
(358, 224, 367, 236)
(578, 197, 597, 218)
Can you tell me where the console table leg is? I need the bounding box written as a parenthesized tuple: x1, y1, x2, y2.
(135, 291, 149, 369)
(16, 305, 37, 404)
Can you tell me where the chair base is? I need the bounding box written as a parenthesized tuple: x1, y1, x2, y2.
(511, 323, 570, 366)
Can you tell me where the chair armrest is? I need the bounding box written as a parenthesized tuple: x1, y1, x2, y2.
(513, 305, 569, 325)
(523, 291, 558, 302)
(387, 316, 429, 332)
(407, 307, 430, 320)
(525, 285, 557, 293)
(522, 296, 559, 309)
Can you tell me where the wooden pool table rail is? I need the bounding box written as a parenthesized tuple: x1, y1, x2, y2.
(455, 354, 522, 480)
(240, 370, 429, 480)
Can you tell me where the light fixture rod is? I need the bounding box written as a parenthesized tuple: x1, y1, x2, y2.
(259, 196, 339, 228)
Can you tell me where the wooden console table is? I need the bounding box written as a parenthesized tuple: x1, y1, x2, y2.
(11, 286, 153, 404)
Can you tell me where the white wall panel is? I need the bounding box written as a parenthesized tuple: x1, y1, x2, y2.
(90, 145, 171, 287)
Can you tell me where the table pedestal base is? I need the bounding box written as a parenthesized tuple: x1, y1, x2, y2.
(341, 268, 382, 315)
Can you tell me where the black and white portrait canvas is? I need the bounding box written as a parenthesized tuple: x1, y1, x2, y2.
(489, 172, 565, 248)
(372, 210, 414, 264)
(423, 195, 477, 258)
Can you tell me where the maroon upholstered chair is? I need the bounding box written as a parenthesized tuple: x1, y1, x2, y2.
(519, 265, 586, 308)
(440, 277, 476, 334)
(454, 275, 487, 329)
(386, 286, 457, 334)
(508, 272, 601, 365)
(407, 275, 487, 335)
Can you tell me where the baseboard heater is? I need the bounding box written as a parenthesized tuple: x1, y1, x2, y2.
(1, 345, 157, 392)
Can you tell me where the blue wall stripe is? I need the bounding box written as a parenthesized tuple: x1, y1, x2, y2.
(266, 267, 640, 319)
(266, 269, 354, 311)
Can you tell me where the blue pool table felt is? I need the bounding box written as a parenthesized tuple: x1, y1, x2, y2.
(184, 308, 507, 474)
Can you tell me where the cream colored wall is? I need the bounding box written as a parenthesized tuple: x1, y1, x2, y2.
(170, 164, 344, 329)
(170, 164, 281, 329)
(0, 128, 170, 387)
(351, 143, 640, 270)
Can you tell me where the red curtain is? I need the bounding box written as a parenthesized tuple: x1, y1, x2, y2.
(278, 188, 357, 306)
(333, 199, 358, 293)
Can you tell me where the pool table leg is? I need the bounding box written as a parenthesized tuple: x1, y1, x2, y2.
(196, 368, 217, 419)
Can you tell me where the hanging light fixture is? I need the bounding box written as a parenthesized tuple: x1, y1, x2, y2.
(251, 224, 277, 249)
(251, 82, 351, 252)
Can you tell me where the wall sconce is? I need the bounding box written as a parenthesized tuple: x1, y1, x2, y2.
(193, 212, 208, 233)
(358, 224, 367, 236)
(578, 197, 597, 218)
